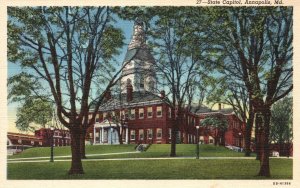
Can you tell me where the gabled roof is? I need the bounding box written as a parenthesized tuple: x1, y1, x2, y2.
(98, 91, 164, 111)
(190, 105, 234, 115)
(190, 105, 213, 114)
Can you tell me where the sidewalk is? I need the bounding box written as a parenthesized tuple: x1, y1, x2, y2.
(7, 151, 139, 161)
(8, 150, 292, 164)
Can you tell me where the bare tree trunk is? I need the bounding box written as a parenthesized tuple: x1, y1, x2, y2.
(69, 127, 84, 175)
(80, 129, 87, 159)
(214, 129, 218, 146)
(258, 109, 271, 177)
(221, 132, 225, 146)
(118, 127, 123, 144)
(255, 115, 262, 160)
(245, 115, 254, 156)
(62, 132, 66, 146)
(170, 124, 177, 157)
(170, 108, 179, 157)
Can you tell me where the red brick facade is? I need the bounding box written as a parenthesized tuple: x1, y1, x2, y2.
(86, 20, 245, 147)
(7, 132, 43, 147)
(35, 128, 71, 147)
(7, 128, 71, 147)
(87, 100, 245, 147)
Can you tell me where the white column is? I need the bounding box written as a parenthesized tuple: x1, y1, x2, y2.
(101, 127, 104, 143)
(99, 129, 101, 143)
(110, 127, 113, 144)
(93, 126, 96, 144)
(125, 128, 129, 144)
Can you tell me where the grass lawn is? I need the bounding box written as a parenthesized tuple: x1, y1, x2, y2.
(140, 144, 251, 157)
(8, 144, 254, 160)
(8, 144, 137, 159)
(7, 158, 292, 179)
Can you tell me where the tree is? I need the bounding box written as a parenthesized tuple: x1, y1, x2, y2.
(15, 97, 53, 132)
(200, 114, 228, 146)
(208, 7, 293, 177)
(146, 7, 214, 156)
(114, 7, 214, 156)
(8, 7, 125, 174)
(270, 97, 292, 156)
(206, 75, 255, 156)
(8, 72, 54, 132)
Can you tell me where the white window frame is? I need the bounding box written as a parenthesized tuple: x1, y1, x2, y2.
(130, 109, 135, 120)
(147, 129, 153, 139)
(130, 130, 136, 140)
(169, 128, 172, 139)
(139, 108, 144, 119)
(147, 107, 153, 118)
(156, 128, 162, 139)
(168, 107, 171, 118)
(139, 129, 144, 140)
(156, 106, 162, 117)
(96, 114, 100, 122)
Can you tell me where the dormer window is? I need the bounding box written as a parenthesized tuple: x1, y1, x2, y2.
(140, 76, 144, 88)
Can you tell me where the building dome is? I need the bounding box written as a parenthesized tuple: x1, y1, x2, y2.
(121, 18, 156, 93)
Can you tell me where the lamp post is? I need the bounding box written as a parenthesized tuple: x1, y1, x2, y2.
(121, 118, 128, 144)
(238, 132, 242, 152)
(196, 125, 200, 159)
(50, 126, 54, 162)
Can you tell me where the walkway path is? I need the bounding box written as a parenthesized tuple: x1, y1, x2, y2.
(7, 153, 292, 164)
(7, 151, 139, 161)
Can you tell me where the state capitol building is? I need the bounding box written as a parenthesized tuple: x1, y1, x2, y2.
(86, 20, 245, 147)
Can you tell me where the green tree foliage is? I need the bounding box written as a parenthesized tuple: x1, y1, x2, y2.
(270, 97, 292, 155)
(8, 72, 54, 133)
(206, 7, 292, 177)
(200, 115, 228, 130)
(15, 97, 53, 132)
(147, 7, 214, 156)
(200, 114, 228, 146)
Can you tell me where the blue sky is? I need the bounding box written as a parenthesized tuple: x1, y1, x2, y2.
(7, 16, 135, 133)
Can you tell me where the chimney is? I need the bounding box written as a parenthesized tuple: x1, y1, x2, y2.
(105, 90, 112, 100)
(127, 83, 133, 102)
(160, 90, 165, 99)
(218, 103, 222, 111)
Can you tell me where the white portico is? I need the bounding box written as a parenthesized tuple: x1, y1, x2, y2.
(93, 119, 129, 145)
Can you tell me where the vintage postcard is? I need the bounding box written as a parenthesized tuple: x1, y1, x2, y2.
(1, 0, 299, 188)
